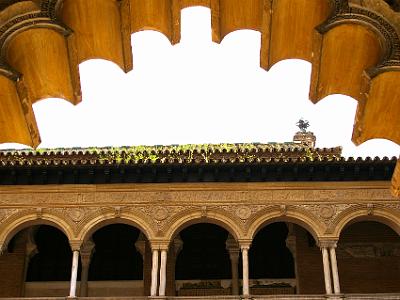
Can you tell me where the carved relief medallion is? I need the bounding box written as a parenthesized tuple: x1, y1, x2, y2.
(67, 208, 84, 223)
(236, 206, 252, 220)
(154, 207, 169, 221)
(319, 205, 336, 220)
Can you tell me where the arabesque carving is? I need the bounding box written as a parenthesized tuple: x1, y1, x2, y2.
(0, 182, 399, 245)
(338, 242, 400, 258)
(297, 204, 354, 228)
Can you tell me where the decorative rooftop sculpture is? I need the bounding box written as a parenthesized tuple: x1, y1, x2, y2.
(294, 119, 315, 148)
(296, 119, 310, 133)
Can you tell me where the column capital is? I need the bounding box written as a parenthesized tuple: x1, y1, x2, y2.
(318, 239, 338, 249)
(80, 239, 95, 267)
(135, 233, 147, 257)
(81, 239, 95, 255)
(0, 241, 4, 254)
(238, 239, 252, 250)
(69, 240, 83, 252)
(226, 234, 239, 249)
(173, 234, 183, 256)
(150, 240, 169, 251)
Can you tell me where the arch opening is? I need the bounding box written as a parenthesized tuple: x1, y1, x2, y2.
(26, 225, 74, 282)
(249, 214, 322, 243)
(79, 215, 152, 243)
(250, 222, 294, 280)
(0, 216, 74, 252)
(338, 221, 400, 293)
(84, 223, 148, 297)
(249, 222, 324, 295)
(0, 224, 74, 297)
(88, 224, 143, 281)
(174, 223, 233, 296)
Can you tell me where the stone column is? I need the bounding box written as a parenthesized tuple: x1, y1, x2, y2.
(240, 242, 251, 297)
(169, 235, 183, 296)
(150, 249, 159, 296)
(20, 227, 38, 296)
(135, 233, 147, 294)
(79, 239, 95, 297)
(135, 233, 147, 258)
(158, 249, 168, 296)
(69, 241, 81, 298)
(321, 246, 332, 295)
(285, 223, 299, 294)
(226, 234, 240, 295)
(329, 244, 341, 294)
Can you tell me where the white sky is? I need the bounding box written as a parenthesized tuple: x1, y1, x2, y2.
(2, 7, 400, 158)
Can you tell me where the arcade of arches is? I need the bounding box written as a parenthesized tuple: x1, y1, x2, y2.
(1, 181, 400, 299)
(3, 219, 400, 298)
(0, 141, 399, 298)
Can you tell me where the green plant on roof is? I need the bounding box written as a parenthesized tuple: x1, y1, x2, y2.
(35, 148, 46, 155)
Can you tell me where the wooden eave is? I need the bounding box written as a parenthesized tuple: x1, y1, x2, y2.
(0, 0, 400, 193)
(0, 157, 395, 185)
(0, 144, 394, 185)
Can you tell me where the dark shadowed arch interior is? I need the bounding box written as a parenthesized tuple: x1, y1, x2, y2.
(250, 222, 294, 279)
(27, 225, 74, 281)
(338, 221, 400, 293)
(175, 223, 231, 280)
(88, 224, 143, 280)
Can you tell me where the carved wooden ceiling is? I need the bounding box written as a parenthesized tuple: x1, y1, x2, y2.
(1, 0, 400, 194)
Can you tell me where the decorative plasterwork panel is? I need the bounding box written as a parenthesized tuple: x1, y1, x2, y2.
(0, 183, 398, 243)
(338, 242, 400, 258)
(0, 185, 395, 206)
(296, 204, 354, 228)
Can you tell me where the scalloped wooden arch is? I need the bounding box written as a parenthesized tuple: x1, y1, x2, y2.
(1, 0, 400, 194)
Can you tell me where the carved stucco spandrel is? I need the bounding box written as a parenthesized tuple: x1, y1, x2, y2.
(65, 207, 86, 223)
(73, 205, 157, 241)
(43, 207, 77, 230)
(296, 204, 353, 233)
(245, 205, 287, 230)
(220, 204, 266, 224)
(0, 207, 75, 244)
(325, 203, 400, 236)
(0, 208, 21, 224)
(0, 208, 35, 227)
(123, 205, 162, 235)
(50, 207, 104, 235)
(139, 205, 191, 236)
(158, 205, 245, 240)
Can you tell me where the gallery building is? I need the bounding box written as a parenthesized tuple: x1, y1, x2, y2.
(0, 131, 399, 299)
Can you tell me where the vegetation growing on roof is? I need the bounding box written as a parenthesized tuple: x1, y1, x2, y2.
(0, 143, 342, 166)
